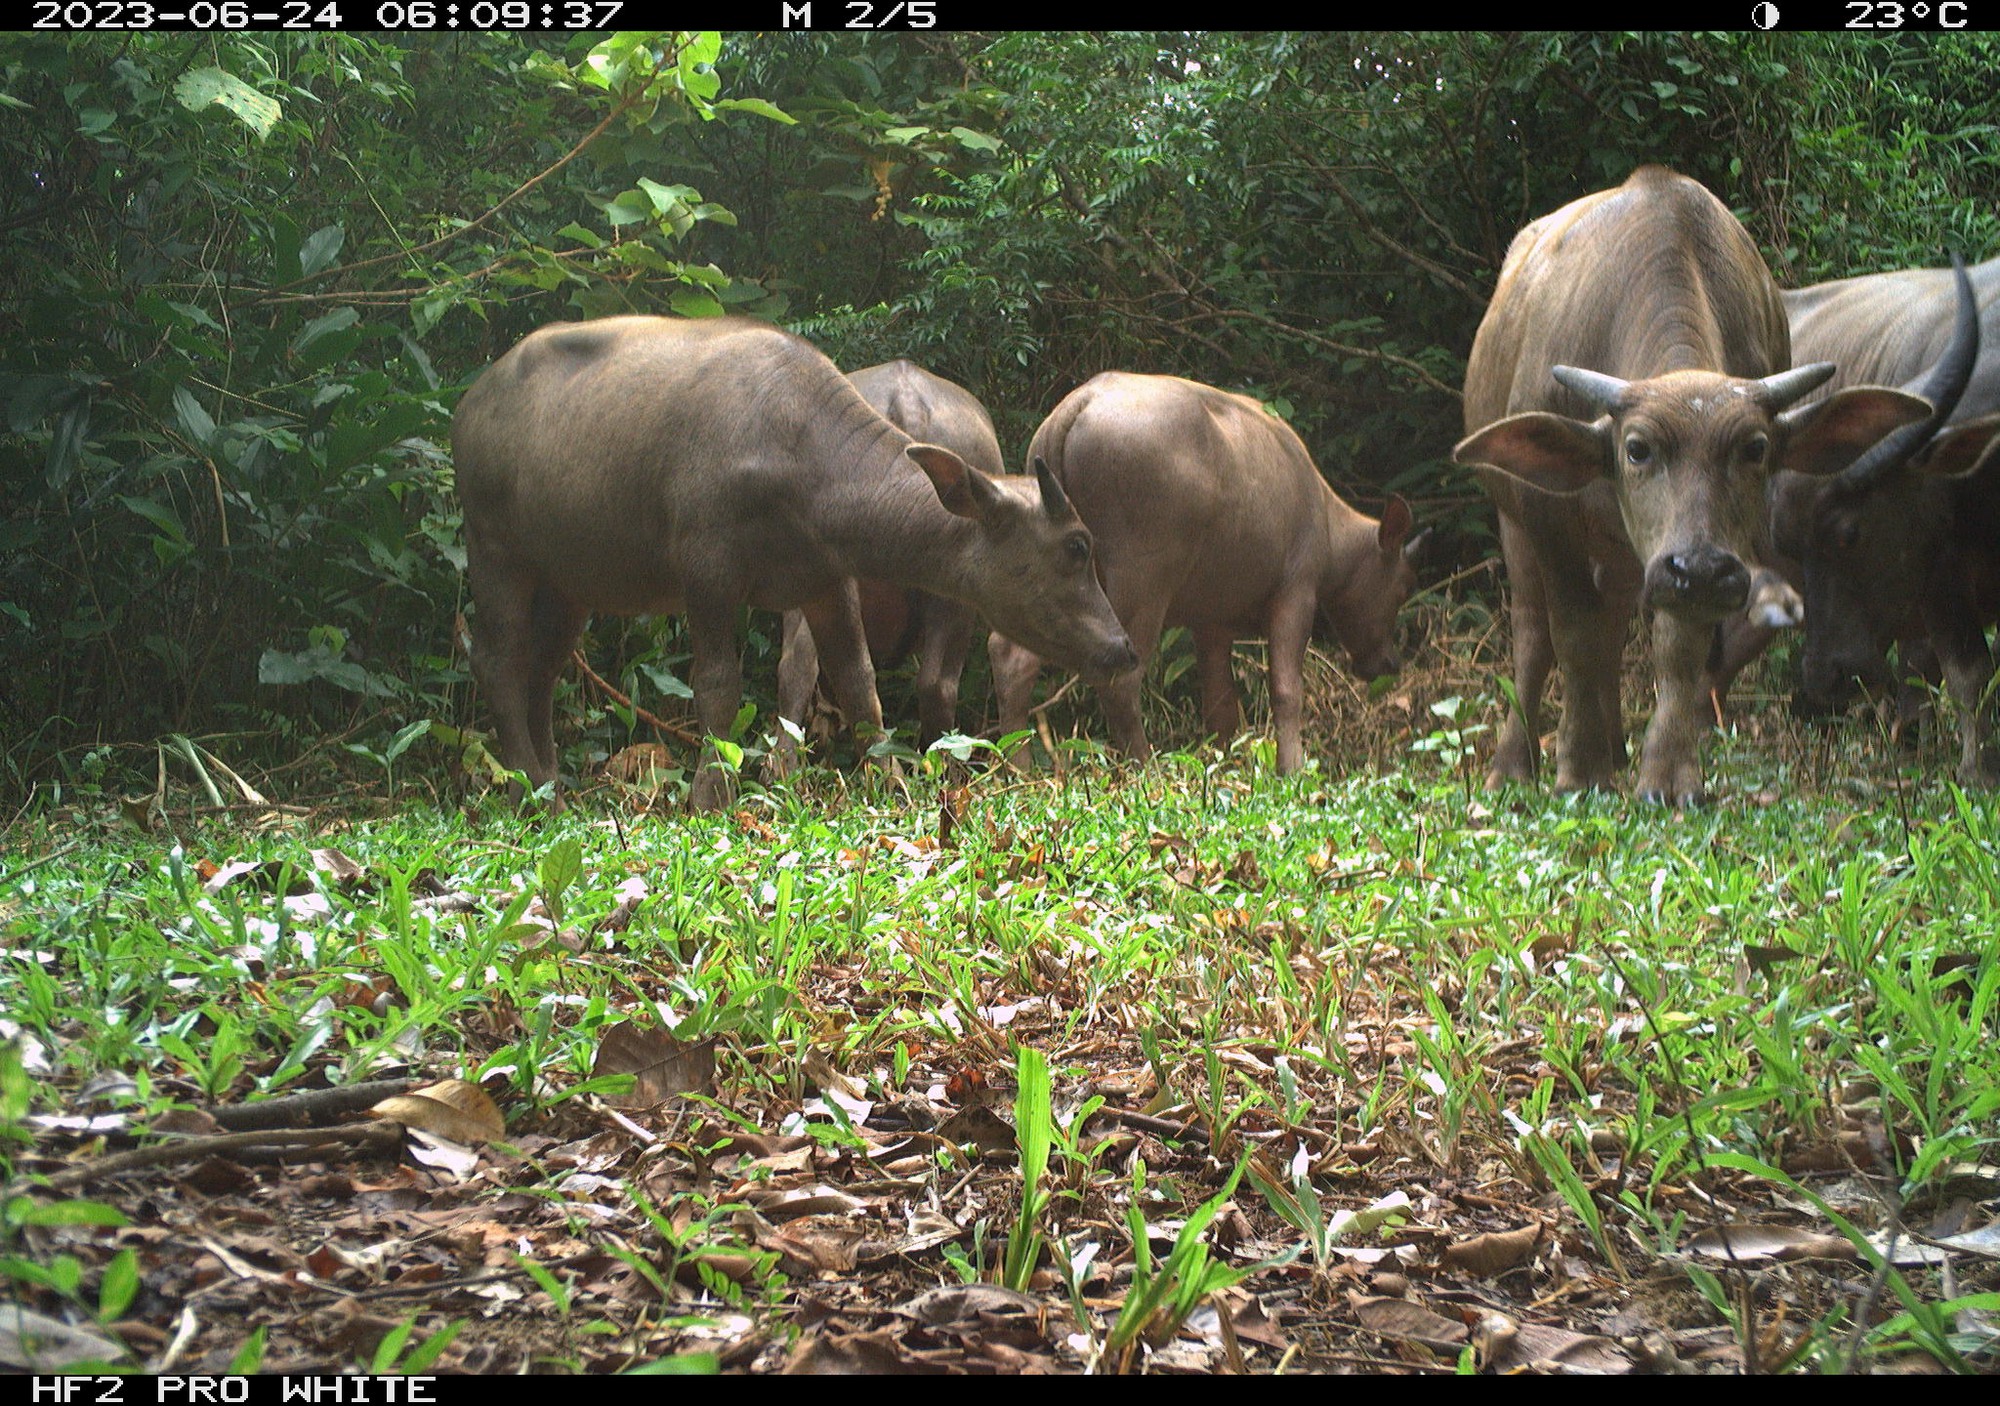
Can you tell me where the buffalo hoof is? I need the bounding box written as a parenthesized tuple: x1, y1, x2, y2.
(763, 739, 802, 784)
(1634, 764, 1706, 807)
(1957, 752, 2000, 789)
(690, 762, 739, 813)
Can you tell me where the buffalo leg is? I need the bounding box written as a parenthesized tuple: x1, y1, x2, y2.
(1932, 613, 1998, 785)
(1635, 612, 1713, 805)
(912, 597, 976, 749)
(1892, 634, 1941, 747)
(1707, 617, 1779, 718)
(469, 547, 585, 796)
(1265, 591, 1318, 775)
(1192, 624, 1242, 744)
(770, 609, 819, 779)
(685, 591, 746, 813)
(1489, 512, 1554, 788)
(1098, 596, 1168, 763)
(988, 632, 1045, 768)
(800, 581, 886, 754)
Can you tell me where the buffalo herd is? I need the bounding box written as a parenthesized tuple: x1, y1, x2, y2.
(456, 166, 2000, 809)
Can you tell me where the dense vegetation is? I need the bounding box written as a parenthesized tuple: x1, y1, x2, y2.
(6, 33, 2000, 1376)
(5, 30, 2000, 804)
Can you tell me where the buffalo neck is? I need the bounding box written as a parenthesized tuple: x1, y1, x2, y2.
(1316, 487, 1377, 600)
(808, 390, 986, 598)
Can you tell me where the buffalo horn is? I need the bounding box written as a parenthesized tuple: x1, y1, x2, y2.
(1033, 456, 1075, 521)
(1550, 365, 1631, 411)
(1752, 362, 1837, 409)
(1839, 253, 1979, 490)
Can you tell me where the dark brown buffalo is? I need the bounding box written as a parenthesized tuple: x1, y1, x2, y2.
(454, 316, 1136, 809)
(774, 360, 1004, 761)
(1753, 256, 1999, 783)
(988, 372, 1417, 774)
(1455, 166, 1932, 804)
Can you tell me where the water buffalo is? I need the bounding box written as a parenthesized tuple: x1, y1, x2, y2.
(1455, 166, 1933, 804)
(454, 316, 1137, 809)
(774, 360, 1004, 762)
(988, 372, 1418, 774)
(1755, 255, 1999, 783)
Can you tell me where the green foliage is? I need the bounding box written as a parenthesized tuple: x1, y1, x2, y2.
(5, 30, 2000, 801)
(1002, 1043, 1054, 1292)
(0, 32, 786, 799)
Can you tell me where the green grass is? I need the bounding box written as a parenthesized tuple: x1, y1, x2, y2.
(2, 727, 1997, 1371)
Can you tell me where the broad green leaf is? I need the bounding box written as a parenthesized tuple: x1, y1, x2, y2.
(299, 224, 346, 276)
(170, 386, 216, 448)
(97, 1248, 139, 1322)
(715, 98, 796, 125)
(949, 125, 1003, 153)
(120, 496, 189, 545)
(668, 289, 723, 319)
(293, 307, 360, 360)
(12, 1200, 130, 1229)
(625, 1354, 719, 1375)
(173, 68, 281, 139)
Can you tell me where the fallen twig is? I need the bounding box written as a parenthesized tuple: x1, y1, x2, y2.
(207, 1079, 415, 1131)
(29, 1124, 403, 1194)
(569, 651, 703, 745)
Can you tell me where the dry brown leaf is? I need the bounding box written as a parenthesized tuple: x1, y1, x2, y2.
(308, 847, 368, 887)
(936, 1103, 1017, 1155)
(855, 1210, 964, 1264)
(406, 1130, 481, 1179)
(784, 1328, 944, 1375)
(0, 1305, 124, 1369)
(1687, 1223, 1858, 1263)
(1440, 1222, 1542, 1277)
(604, 743, 675, 785)
(370, 1078, 505, 1145)
(1350, 1293, 1468, 1351)
(1497, 1322, 1636, 1374)
(589, 1022, 716, 1108)
(898, 1283, 1047, 1328)
(748, 1185, 867, 1221)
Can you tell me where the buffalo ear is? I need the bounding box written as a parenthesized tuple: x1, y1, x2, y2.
(1915, 414, 2000, 480)
(1377, 493, 1414, 551)
(1453, 412, 1609, 495)
(910, 444, 1003, 520)
(1777, 388, 1933, 476)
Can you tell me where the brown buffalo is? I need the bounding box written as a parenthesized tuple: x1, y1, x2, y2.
(454, 316, 1136, 809)
(1741, 256, 1998, 783)
(774, 360, 1004, 762)
(989, 372, 1417, 774)
(1455, 167, 1933, 804)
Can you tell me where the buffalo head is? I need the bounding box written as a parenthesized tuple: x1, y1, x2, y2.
(1454, 365, 1932, 623)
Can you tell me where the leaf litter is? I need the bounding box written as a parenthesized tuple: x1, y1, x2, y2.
(4, 755, 2000, 1375)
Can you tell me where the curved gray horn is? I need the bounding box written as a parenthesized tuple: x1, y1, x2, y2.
(1752, 362, 1837, 410)
(1402, 526, 1432, 562)
(1839, 252, 1978, 490)
(1033, 456, 1075, 521)
(1550, 365, 1631, 412)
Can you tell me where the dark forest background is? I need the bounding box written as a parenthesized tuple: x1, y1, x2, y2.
(5, 31, 1997, 803)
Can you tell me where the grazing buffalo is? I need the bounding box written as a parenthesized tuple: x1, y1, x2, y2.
(774, 360, 1004, 762)
(1455, 166, 1933, 804)
(1754, 255, 1999, 783)
(988, 372, 1418, 775)
(454, 316, 1137, 809)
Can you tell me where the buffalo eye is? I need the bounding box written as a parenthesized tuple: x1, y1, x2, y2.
(1065, 534, 1091, 565)
(1836, 519, 1861, 551)
(1741, 434, 1768, 465)
(1624, 436, 1653, 466)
